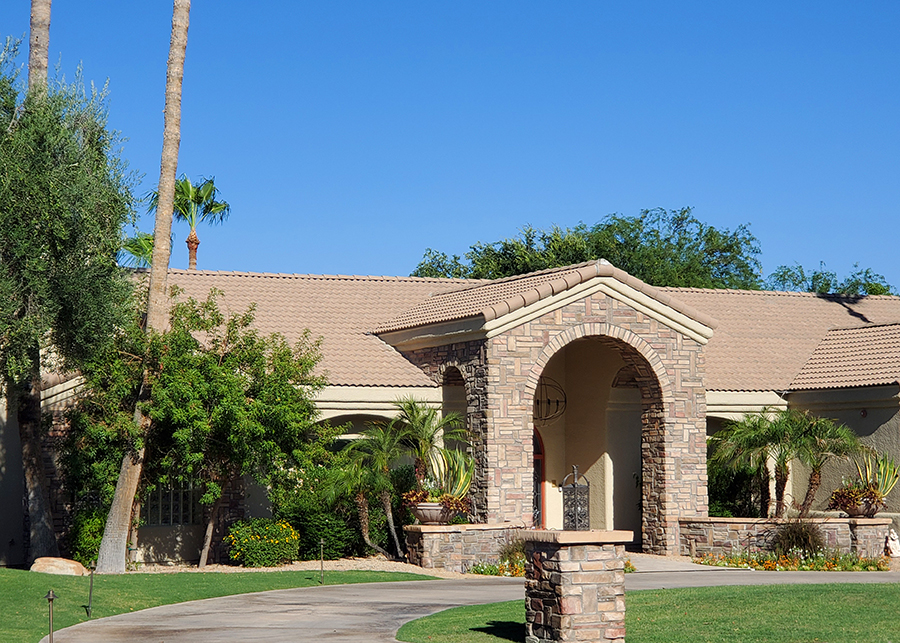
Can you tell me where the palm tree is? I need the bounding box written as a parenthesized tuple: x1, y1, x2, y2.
(97, 0, 191, 574)
(394, 398, 467, 488)
(347, 420, 407, 559)
(793, 413, 866, 518)
(28, 0, 51, 92)
(326, 463, 391, 559)
(119, 232, 154, 268)
(150, 176, 230, 270)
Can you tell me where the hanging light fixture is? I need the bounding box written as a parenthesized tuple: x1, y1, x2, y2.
(533, 376, 566, 425)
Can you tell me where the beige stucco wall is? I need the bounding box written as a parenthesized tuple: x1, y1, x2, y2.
(789, 385, 900, 513)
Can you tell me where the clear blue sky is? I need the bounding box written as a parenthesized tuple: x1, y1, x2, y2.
(2, 2, 898, 286)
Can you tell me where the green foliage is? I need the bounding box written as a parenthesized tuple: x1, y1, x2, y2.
(766, 262, 895, 295)
(0, 40, 136, 386)
(224, 518, 300, 567)
(413, 207, 763, 289)
(68, 507, 107, 567)
(707, 441, 766, 518)
(146, 288, 326, 508)
(119, 231, 154, 268)
(772, 520, 825, 557)
(827, 482, 884, 517)
(695, 549, 888, 572)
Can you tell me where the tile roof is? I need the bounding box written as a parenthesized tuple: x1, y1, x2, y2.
(660, 288, 900, 392)
(162, 270, 472, 387)
(790, 323, 900, 390)
(375, 260, 718, 333)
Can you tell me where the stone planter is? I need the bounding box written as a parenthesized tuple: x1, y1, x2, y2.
(410, 502, 450, 525)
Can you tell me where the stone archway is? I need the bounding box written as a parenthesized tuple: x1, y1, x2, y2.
(526, 324, 669, 548)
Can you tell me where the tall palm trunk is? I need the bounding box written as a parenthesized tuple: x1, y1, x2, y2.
(380, 489, 404, 561)
(355, 492, 390, 558)
(28, 0, 51, 92)
(798, 469, 822, 518)
(15, 366, 58, 561)
(186, 227, 199, 270)
(96, 0, 191, 574)
(773, 466, 788, 518)
(17, 0, 58, 563)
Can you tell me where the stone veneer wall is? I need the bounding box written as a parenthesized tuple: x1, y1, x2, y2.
(401, 291, 709, 554)
(679, 517, 892, 559)
(523, 531, 630, 643)
(404, 523, 522, 573)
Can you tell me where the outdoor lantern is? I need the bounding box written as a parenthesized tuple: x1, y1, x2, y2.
(44, 589, 57, 643)
(562, 465, 590, 530)
(533, 376, 566, 425)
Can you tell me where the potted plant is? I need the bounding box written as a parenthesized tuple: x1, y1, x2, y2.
(403, 448, 474, 524)
(827, 453, 899, 517)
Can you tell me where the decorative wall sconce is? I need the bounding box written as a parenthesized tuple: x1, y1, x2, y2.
(534, 376, 567, 425)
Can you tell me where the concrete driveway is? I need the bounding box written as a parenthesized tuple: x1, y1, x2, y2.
(41, 577, 524, 643)
(41, 557, 900, 643)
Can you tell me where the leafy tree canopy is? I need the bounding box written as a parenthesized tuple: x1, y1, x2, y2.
(765, 262, 895, 296)
(413, 208, 896, 295)
(65, 287, 333, 564)
(413, 208, 763, 289)
(0, 40, 136, 385)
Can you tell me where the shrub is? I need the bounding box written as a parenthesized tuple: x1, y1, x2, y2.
(771, 520, 824, 557)
(295, 511, 361, 560)
(225, 518, 300, 567)
(69, 508, 107, 567)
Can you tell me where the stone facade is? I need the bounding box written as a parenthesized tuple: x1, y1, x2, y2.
(523, 531, 631, 643)
(403, 523, 522, 573)
(402, 290, 709, 554)
(679, 516, 892, 559)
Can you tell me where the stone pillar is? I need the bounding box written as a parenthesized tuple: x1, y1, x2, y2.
(523, 530, 633, 643)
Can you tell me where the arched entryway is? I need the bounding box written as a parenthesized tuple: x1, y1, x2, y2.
(528, 331, 665, 546)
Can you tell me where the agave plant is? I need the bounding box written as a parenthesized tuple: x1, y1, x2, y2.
(429, 447, 475, 500)
(855, 453, 900, 498)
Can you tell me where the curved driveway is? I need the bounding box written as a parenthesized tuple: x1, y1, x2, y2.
(42, 558, 900, 643)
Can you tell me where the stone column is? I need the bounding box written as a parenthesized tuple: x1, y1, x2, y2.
(522, 530, 633, 643)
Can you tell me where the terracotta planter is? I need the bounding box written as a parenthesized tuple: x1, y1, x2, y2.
(411, 502, 450, 525)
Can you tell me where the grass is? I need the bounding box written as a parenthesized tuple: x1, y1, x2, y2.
(3, 567, 432, 643)
(396, 584, 900, 643)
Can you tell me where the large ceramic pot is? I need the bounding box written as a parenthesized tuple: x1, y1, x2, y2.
(411, 502, 450, 525)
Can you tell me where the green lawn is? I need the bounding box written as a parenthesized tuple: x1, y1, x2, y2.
(397, 584, 900, 643)
(3, 568, 432, 643)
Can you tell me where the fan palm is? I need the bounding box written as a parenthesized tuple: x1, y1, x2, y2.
(793, 413, 866, 517)
(326, 462, 391, 559)
(149, 176, 230, 270)
(394, 397, 467, 488)
(710, 409, 794, 518)
(346, 420, 407, 559)
(119, 232, 155, 268)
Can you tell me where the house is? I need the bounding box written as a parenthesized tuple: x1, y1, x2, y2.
(2, 260, 899, 565)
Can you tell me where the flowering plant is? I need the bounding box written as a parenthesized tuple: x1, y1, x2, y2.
(224, 518, 300, 567)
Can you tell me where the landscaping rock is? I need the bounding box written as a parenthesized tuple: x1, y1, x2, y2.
(30, 557, 88, 576)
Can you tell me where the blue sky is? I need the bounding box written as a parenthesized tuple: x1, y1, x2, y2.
(2, 2, 898, 286)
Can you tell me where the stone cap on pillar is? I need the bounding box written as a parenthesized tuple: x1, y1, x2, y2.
(521, 530, 634, 545)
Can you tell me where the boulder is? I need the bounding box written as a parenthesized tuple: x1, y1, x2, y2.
(30, 557, 88, 576)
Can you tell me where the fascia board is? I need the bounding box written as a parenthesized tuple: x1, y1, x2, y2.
(706, 391, 788, 419)
(315, 385, 441, 420)
(376, 318, 487, 350)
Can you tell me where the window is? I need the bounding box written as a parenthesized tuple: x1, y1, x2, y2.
(142, 483, 203, 526)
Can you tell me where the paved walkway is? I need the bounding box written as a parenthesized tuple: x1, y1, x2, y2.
(41, 558, 900, 643)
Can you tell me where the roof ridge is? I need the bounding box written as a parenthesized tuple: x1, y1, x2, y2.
(825, 321, 900, 332)
(160, 268, 476, 284)
(660, 286, 900, 300)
